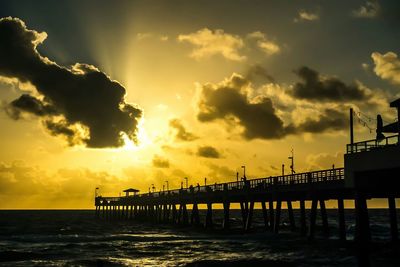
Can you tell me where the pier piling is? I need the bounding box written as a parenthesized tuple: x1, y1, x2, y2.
(388, 197, 398, 242)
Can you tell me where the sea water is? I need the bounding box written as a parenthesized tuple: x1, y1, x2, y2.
(0, 209, 399, 266)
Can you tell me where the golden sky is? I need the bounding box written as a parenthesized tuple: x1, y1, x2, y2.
(0, 0, 399, 208)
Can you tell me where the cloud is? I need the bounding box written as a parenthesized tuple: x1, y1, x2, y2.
(0, 17, 142, 148)
(296, 108, 348, 134)
(352, 0, 380, 18)
(178, 28, 246, 61)
(137, 32, 169, 42)
(294, 10, 320, 22)
(196, 72, 356, 140)
(197, 73, 290, 139)
(152, 155, 170, 168)
(136, 32, 153, 40)
(245, 65, 275, 84)
(160, 35, 169, 42)
(169, 118, 198, 141)
(197, 146, 221, 159)
(361, 63, 370, 71)
(247, 31, 280, 55)
(4, 94, 58, 119)
(206, 163, 234, 182)
(0, 160, 126, 208)
(291, 66, 370, 102)
(306, 152, 344, 171)
(371, 51, 400, 85)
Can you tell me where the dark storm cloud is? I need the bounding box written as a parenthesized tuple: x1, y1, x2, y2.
(291, 66, 369, 102)
(44, 120, 79, 145)
(197, 74, 289, 139)
(296, 108, 348, 134)
(0, 17, 142, 148)
(197, 146, 221, 159)
(197, 73, 349, 140)
(169, 118, 198, 141)
(152, 155, 170, 168)
(5, 94, 58, 119)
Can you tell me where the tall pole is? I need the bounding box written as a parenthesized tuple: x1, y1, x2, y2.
(288, 149, 295, 175)
(204, 177, 207, 186)
(165, 181, 169, 191)
(184, 177, 188, 188)
(350, 108, 354, 152)
(282, 164, 285, 176)
(397, 107, 400, 143)
(241, 165, 246, 180)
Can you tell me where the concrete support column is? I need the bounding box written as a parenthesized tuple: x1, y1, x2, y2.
(300, 200, 307, 235)
(182, 204, 189, 225)
(172, 204, 177, 223)
(287, 200, 296, 232)
(388, 197, 398, 242)
(338, 198, 346, 241)
(261, 201, 269, 230)
(205, 203, 213, 228)
(191, 203, 200, 226)
(245, 201, 254, 231)
(308, 199, 318, 240)
(274, 200, 282, 233)
(223, 202, 230, 230)
(355, 194, 371, 267)
(269, 200, 275, 231)
(320, 199, 329, 236)
(240, 202, 249, 229)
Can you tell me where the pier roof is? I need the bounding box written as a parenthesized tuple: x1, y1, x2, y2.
(123, 188, 139, 193)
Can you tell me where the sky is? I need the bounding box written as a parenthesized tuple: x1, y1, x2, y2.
(0, 0, 399, 209)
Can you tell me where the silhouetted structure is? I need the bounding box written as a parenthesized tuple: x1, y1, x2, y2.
(95, 98, 400, 266)
(123, 188, 139, 197)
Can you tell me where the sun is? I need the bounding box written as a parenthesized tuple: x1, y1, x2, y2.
(122, 118, 151, 151)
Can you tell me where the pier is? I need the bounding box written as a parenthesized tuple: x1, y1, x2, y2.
(95, 99, 400, 257)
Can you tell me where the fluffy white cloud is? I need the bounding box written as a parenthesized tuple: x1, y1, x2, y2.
(178, 28, 245, 61)
(371, 51, 400, 85)
(178, 28, 282, 60)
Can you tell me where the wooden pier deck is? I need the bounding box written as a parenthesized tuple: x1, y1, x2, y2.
(95, 164, 399, 243)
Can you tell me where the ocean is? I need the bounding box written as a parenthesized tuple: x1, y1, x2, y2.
(0, 209, 399, 266)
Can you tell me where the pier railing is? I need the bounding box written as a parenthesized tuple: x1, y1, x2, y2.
(98, 168, 344, 203)
(346, 134, 399, 154)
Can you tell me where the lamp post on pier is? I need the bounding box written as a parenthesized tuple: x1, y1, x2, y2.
(288, 149, 295, 175)
(165, 180, 169, 191)
(241, 165, 246, 181)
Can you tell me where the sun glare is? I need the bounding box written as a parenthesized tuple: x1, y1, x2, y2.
(122, 119, 151, 151)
